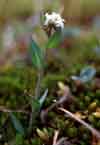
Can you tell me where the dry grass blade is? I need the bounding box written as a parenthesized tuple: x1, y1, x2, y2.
(53, 130, 59, 145)
(59, 108, 100, 139)
(0, 106, 29, 114)
(54, 137, 68, 145)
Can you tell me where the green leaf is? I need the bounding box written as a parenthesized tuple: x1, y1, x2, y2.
(30, 38, 44, 70)
(46, 31, 62, 49)
(39, 89, 48, 108)
(10, 113, 24, 135)
(46, 27, 81, 49)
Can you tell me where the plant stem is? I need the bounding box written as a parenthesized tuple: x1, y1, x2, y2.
(35, 69, 43, 99)
(28, 69, 43, 134)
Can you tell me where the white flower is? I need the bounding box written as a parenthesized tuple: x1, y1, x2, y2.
(44, 12, 65, 30)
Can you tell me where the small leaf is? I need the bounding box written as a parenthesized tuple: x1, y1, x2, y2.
(46, 31, 62, 49)
(39, 89, 48, 108)
(31, 89, 48, 113)
(30, 38, 44, 69)
(58, 82, 66, 91)
(92, 112, 100, 118)
(71, 66, 96, 83)
(80, 67, 96, 82)
(71, 76, 80, 81)
(88, 102, 97, 110)
(36, 128, 49, 141)
(10, 113, 24, 135)
(57, 82, 73, 103)
(58, 81, 71, 96)
(74, 112, 87, 119)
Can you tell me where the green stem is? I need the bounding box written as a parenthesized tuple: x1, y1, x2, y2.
(35, 70, 43, 99)
(28, 69, 43, 134)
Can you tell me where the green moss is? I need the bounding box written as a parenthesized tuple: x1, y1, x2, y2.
(0, 67, 36, 107)
(78, 101, 86, 110)
(95, 120, 100, 129)
(69, 104, 76, 112)
(84, 96, 91, 103)
(44, 95, 55, 107)
(31, 138, 43, 145)
(88, 114, 96, 124)
(55, 117, 66, 129)
(95, 90, 100, 99)
(42, 73, 66, 90)
(66, 127, 78, 138)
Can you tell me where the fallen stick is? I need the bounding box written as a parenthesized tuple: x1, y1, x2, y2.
(59, 108, 100, 139)
(53, 130, 59, 145)
(0, 106, 29, 114)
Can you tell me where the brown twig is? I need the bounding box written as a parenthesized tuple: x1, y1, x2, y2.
(40, 97, 65, 123)
(59, 108, 100, 139)
(0, 106, 29, 114)
(40, 92, 73, 123)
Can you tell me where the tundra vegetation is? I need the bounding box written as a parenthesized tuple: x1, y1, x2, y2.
(0, 0, 100, 145)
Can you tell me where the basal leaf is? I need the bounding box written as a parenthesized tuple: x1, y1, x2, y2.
(10, 113, 24, 135)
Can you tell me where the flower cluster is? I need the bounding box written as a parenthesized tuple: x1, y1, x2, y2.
(44, 12, 65, 30)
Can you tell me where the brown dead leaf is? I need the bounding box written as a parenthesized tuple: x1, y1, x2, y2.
(88, 102, 97, 111)
(36, 128, 49, 141)
(74, 112, 87, 119)
(57, 82, 74, 103)
(92, 112, 100, 118)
